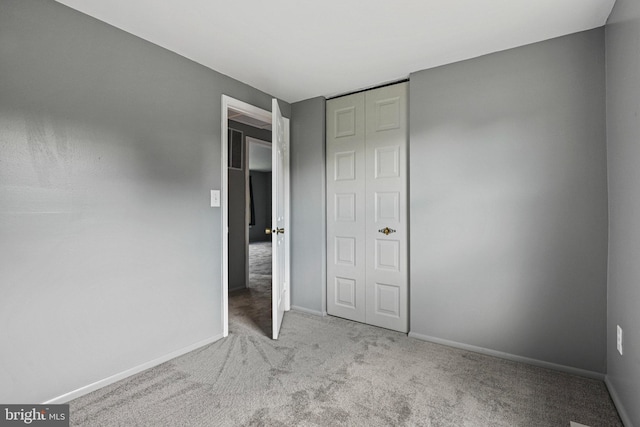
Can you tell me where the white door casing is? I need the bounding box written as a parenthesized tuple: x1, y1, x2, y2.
(272, 99, 289, 340)
(326, 82, 408, 333)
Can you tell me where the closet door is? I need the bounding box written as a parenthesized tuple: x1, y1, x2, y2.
(326, 93, 366, 323)
(326, 82, 408, 333)
(364, 83, 408, 333)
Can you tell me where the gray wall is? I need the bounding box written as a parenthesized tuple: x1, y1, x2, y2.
(0, 0, 288, 403)
(227, 121, 271, 290)
(605, 1, 640, 424)
(290, 97, 326, 315)
(409, 29, 608, 374)
(227, 131, 246, 291)
(249, 171, 272, 243)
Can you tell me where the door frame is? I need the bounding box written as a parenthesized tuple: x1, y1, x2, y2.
(221, 95, 290, 338)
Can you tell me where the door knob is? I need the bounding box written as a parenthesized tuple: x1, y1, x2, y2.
(378, 227, 396, 236)
(266, 228, 285, 235)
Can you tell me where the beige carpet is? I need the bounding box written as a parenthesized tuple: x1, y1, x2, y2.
(69, 242, 622, 426)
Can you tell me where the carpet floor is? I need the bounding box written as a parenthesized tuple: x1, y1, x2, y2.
(69, 242, 622, 426)
(227, 241, 273, 338)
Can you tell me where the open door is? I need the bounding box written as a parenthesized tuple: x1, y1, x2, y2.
(271, 99, 289, 339)
(222, 95, 291, 339)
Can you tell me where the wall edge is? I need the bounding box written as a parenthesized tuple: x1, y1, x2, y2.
(42, 333, 225, 404)
(605, 376, 635, 427)
(408, 332, 605, 381)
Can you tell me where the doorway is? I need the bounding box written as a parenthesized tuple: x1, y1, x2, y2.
(221, 96, 290, 340)
(229, 132, 272, 337)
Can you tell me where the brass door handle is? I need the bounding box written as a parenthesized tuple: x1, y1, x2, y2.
(378, 227, 396, 236)
(266, 228, 285, 235)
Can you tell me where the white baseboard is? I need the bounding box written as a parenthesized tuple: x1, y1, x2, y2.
(604, 376, 634, 427)
(291, 305, 326, 317)
(43, 334, 224, 404)
(408, 332, 605, 381)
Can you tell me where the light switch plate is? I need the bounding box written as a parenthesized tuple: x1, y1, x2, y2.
(211, 190, 220, 207)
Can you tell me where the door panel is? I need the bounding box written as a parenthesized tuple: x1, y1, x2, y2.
(374, 282, 401, 318)
(326, 93, 366, 323)
(375, 239, 400, 271)
(375, 192, 400, 222)
(335, 237, 356, 266)
(272, 99, 289, 340)
(334, 151, 356, 180)
(335, 193, 356, 221)
(335, 277, 357, 309)
(375, 146, 400, 178)
(365, 83, 408, 332)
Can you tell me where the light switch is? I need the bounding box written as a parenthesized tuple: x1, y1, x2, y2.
(211, 190, 220, 207)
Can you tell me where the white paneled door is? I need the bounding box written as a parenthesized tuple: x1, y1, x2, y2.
(327, 92, 366, 323)
(272, 99, 289, 340)
(326, 82, 408, 333)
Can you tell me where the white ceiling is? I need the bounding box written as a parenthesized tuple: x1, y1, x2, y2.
(55, 0, 616, 103)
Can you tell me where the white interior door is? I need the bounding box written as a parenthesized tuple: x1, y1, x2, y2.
(326, 92, 366, 323)
(364, 83, 408, 332)
(326, 82, 408, 333)
(271, 99, 289, 339)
